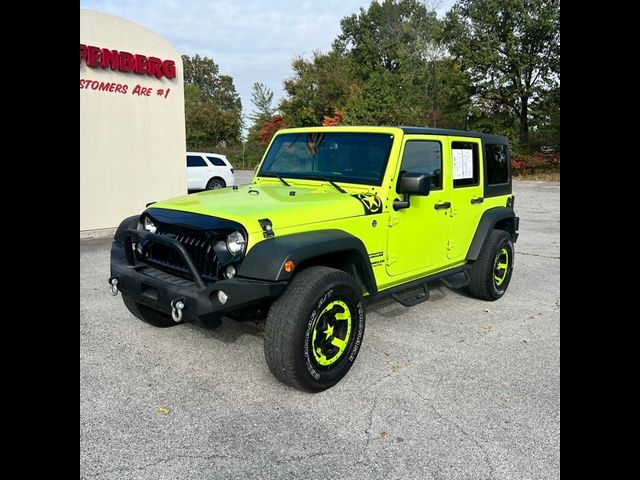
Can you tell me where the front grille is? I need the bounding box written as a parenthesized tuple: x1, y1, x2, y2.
(140, 229, 221, 280)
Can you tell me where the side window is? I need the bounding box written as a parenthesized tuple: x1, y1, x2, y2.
(187, 155, 207, 167)
(451, 141, 480, 188)
(400, 141, 442, 189)
(485, 143, 509, 185)
(206, 156, 226, 167)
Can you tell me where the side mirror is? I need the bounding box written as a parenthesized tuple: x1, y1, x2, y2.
(393, 172, 431, 210)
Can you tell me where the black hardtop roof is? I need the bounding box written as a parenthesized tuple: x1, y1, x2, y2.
(399, 126, 508, 143)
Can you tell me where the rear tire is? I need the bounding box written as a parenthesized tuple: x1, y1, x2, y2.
(206, 178, 225, 190)
(122, 293, 180, 328)
(264, 266, 366, 392)
(468, 230, 514, 301)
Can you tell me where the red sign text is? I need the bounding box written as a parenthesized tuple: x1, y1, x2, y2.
(80, 44, 176, 79)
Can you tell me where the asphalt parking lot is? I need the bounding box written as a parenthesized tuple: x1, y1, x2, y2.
(80, 176, 559, 480)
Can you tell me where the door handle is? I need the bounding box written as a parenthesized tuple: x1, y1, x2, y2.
(434, 202, 451, 210)
(470, 197, 484, 204)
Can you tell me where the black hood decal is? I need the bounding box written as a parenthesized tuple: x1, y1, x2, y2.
(352, 193, 383, 215)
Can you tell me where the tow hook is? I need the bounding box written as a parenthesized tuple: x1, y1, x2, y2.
(109, 277, 119, 296)
(171, 298, 185, 323)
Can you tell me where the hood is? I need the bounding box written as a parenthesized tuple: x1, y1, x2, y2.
(150, 182, 378, 234)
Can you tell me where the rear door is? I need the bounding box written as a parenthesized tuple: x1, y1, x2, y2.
(446, 137, 485, 260)
(186, 155, 208, 189)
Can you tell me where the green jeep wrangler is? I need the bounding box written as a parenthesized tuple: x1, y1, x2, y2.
(110, 126, 519, 391)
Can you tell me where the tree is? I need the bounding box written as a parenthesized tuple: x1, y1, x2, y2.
(278, 0, 470, 129)
(342, 69, 404, 125)
(182, 54, 243, 149)
(243, 121, 268, 169)
(333, 0, 441, 77)
(323, 110, 343, 126)
(444, 0, 560, 148)
(259, 115, 287, 145)
(279, 51, 356, 127)
(184, 84, 243, 149)
(249, 82, 275, 123)
(530, 86, 560, 151)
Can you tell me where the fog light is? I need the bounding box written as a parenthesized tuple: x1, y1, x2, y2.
(217, 290, 228, 304)
(284, 260, 295, 273)
(224, 265, 236, 279)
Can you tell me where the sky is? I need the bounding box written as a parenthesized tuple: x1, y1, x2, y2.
(80, 0, 454, 128)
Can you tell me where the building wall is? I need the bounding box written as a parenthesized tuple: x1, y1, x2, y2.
(80, 9, 186, 235)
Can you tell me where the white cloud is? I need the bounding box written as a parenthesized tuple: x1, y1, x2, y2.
(80, 0, 373, 121)
(80, 0, 455, 126)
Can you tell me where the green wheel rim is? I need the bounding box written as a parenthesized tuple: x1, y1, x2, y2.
(311, 300, 352, 366)
(494, 247, 509, 287)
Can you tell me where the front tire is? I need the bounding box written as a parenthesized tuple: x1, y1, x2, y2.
(122, 293, 180, 328)
(264, 266, 366, 392)
(468, 230, 514, 301)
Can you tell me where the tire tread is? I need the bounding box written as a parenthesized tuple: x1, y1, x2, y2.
(468, 229, 513, 301)
(264, 266, 361, 391)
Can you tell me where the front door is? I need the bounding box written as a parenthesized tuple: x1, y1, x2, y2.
(446, 137, 485, 260)
(386, 135, 451, 277)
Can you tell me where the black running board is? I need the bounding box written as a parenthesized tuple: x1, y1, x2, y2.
(391, 283, 429, 307)
(366, 265, 470, 307)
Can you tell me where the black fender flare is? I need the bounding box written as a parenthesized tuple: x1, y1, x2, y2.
(466, 207, 519, 261)
(113, 215, 140, 245)
(237, 229, 377, 294)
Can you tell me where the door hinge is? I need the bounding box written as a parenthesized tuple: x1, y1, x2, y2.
(447, 239, 455, 250)
(386, 255, 398, 266)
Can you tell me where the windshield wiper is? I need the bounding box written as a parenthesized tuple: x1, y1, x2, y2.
(259, 172, 290, 186)
(301, 175, 347, 194)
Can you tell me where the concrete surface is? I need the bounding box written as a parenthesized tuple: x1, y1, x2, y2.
(80, 179, 559, 479)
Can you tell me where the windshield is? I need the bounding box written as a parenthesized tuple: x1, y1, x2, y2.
(257, 132, 394, 186)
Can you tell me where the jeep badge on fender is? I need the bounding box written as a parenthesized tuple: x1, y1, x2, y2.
(109, 126, 519, 392)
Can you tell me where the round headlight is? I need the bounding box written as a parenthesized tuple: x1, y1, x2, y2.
(143, 216, 157, 233)
(226, 231, 246, 255)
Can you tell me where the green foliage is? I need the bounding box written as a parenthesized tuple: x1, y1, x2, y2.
(248, 83, 275, 124)
(182, 54, 243, 150)
(242, 83, 281, 170)
(342, 69, 402, 125)
(530, 86, 560, 151)
(279, 0, 472, 130)
(334, 0, 440, 76)
(243, 122, 268, 169)
(270, 0, 559, 156)
(240, 0, 560, 168)
(280, 51, 356, 127)
(444, 0, 560, 148)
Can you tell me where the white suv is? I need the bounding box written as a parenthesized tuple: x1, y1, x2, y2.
(186, 152, 235, 190)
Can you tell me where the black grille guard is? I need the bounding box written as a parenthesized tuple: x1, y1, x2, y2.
(124, 229, 207, 290)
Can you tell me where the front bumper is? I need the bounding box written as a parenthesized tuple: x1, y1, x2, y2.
(109, 231, 287, 328)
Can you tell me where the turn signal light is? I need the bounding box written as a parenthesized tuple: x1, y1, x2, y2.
(284, 260, 295, 273)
